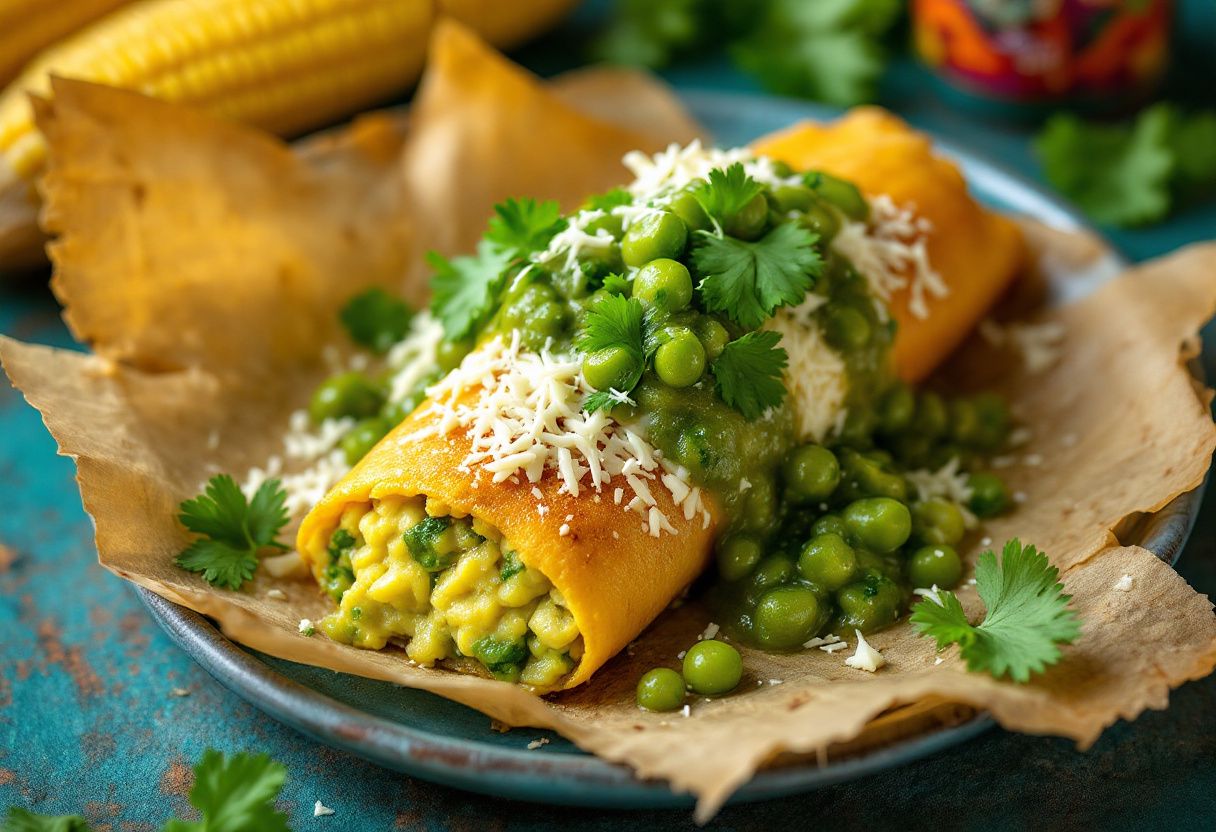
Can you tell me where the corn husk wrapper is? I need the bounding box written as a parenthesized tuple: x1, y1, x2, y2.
(3, 21, 1216, 823)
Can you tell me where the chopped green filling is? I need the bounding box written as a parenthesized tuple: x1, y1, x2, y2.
(322, 527, 358, 601)
(472, 636, 529, 681)
(404, 516, 455, 571)
(500, 550, 525, 581)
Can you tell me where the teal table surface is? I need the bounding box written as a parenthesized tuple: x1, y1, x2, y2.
(3, 3, 1216, 830)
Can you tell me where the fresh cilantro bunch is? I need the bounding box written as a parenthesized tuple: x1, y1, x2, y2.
(176, 475, 290, 591)
(911, 539, 1081, 682)
(1035, 104, 1216, 227)
(593, 0, 902, 106)
(429, 198, 566, 339)
(3, 750, 289, 832)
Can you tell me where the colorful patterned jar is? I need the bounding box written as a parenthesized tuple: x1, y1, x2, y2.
(913, 0, 1173, 116)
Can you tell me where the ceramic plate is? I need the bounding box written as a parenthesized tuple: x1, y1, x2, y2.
(138, 91, 1202, 810)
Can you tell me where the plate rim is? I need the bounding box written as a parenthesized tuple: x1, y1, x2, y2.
(137, 88, 1202, 810)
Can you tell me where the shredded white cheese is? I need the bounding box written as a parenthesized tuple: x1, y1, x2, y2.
(405, 332, 709, 537)
(905, 457, 977, 527)
(699, 623, 720, 641)
(313, 801, 335, 818)
(298, 618, 315, 636)
(832, 194, 947, 320)
(766, 300, 848, 442)
(912, 585, 945, 606)
(526, 738, 551, 750)
(265, 588, 287, 601)
(844, 629, 886, 673)
(1114, 574, 1135, 592)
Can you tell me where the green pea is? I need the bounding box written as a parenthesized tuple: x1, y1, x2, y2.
(812, 514, 848, 538)
(948, 399, 982, 445)
(668, 190, 711, 232)
(695, 318, 730, 361)
(800, 201, 841, 243)
(912, 498, 966, 546)
(783, 444, 840, 504)
(309, 372, 385, 424)
(622, 211, 688, 267)
(771, 160, 795, 178)
(682, 640, 743, 695)
(749, 555, 794, 601)
(740, 476, 778, 533)
(772, 184, 815, 212)
(436, 339, 473, 372)
(877, 384, 916, 434)
(717, 534, 762, 582)
(843, 498, 912, 553)
(340, 417, 393, 464)
(835, 577, 902, 633)
(654, 331, 706, 388)
(838, 449, 908, 502)
(636, 667, 686, 712)
(968, 472, 1009, 518)
(724, 193, 769, 240)
(584, 211, 624, 238)
(498, 283, 569, 345)
(753, 587, 825, 650)
(971, 393, 1011, 450)
(582, 346, 641, 392)
(824, 305, 871, 350)
(634, 258, 693, 311)
(907, 544, 963, 590)
(913, 392, 948, 439)
(798, 532, 857, 590)
(806, 171, 869, 220)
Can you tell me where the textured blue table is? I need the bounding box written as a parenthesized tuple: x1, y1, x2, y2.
(3, 4, 1216, 830)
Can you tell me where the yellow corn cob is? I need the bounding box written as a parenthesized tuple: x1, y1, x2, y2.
(0, 0, 136, 85)
(0, 0, 435, 183)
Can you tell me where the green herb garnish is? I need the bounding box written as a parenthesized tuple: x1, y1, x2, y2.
(711, 330, 789, 419)
(428, 241, 514, 340)
(1035, 104, 1216, 227)
(339, 287, 413, 354)
(691, 162, 765, 232)
(911, 539, 1081, 682)
(485, 197, 567, 259)
(175, 475, 289, 590)
(692, 223, 821, 330)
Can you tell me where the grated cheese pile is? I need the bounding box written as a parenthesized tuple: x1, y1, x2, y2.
(832, 193, 948, 320)
(406, 331, 711, 538)
(979, 318, 1066, 375)
(766, 293, 847, 442)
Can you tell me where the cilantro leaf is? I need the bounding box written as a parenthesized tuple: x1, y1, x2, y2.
(162, 750, 289, 832)
(176, 476, 289, 591)
(911, 539, 1081, 682)
(692, 223, 821, 330)
(339, 288, 413, 354)
(601, 273, 631, 296)
(692, 163, 764, 231)
(732, 0, 901, 106)
(1035, 105, 1175, 227)
(711, 330, 788, 419)
(485, 197, 567, 259)
(583, 389, 626, 414)
(428, 241, 514, 340)
(3, 808, 93, 832)
(576, 293, 647, 397)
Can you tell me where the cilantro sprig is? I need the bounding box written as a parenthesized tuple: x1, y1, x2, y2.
(912, 539, 1081, 682)
(429, 198, 566, 340)
(692, 163, 765, 232)
(175, 475, 289, 591)
(692, 223, 822, 330)
(711, 330, 789, 419)
(339, 287, 413, 354)
(485, 197, 567, 259)
(577, 293, 647, 413)
(428, 241, 514, 341)
(1035, 104, 1216, 227)
(4, 750, 289, 832)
